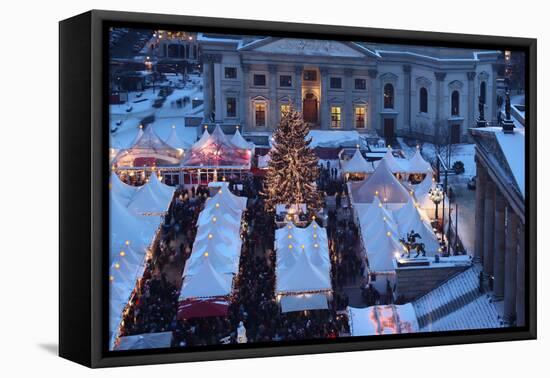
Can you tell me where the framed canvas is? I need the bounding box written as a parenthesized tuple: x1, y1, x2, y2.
(59, 10, 537, 368)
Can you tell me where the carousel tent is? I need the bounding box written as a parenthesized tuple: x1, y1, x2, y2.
(114, 125, 183, 167)
(394, 197, 440, 255)
(181, 125, 252, 169)
(343, 149, 374, 174)
(165, 125, 193, 151)
(231, 128, 254, 150)
(114, 332, 173, 351)
(127, 173, 176, 215)
(348, 304, 419, 336)
(349, 159, 411, 205)
(110, 173, 139, 206)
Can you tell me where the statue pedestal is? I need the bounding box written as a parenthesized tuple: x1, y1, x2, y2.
(502, 119, 515, 134)
(476, 118, 487, 128)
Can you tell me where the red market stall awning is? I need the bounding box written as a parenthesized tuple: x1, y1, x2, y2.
(177, 298, 230, 320)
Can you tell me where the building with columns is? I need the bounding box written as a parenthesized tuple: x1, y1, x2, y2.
(470, 126, 525, 326)
(198, 34, 501, 143)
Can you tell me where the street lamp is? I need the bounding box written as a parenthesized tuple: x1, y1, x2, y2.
(428, 184, 444, 220)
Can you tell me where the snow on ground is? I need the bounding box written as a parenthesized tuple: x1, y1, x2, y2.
(110, 74, 203, 149)
(308, 130, 365, 148)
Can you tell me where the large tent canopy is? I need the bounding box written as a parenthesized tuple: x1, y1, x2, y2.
(114, 125, 183, 167)
(110, 173, 139, 206)
(165, 125, 193, 151)
(181, 125, 252, 169)
(394, 197, 440, 254)
(405, 149, 432, 174)
(349, 159, 411, 204)
(231, 128, 255, 150)
(348, 304, 419, 336)
(127, 173, 176, 215)
(275, 221, 332, 313)
(178, 186, 246, 318)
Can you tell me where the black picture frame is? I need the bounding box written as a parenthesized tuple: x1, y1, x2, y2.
(59, 9, 537, 368)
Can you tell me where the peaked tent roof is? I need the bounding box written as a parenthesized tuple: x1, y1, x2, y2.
(110, 173, 139, 206)
(181, 125, 252, 169)
(114, 125, 183, 167)
(276, 249, 332, 294)
(165, 125, 193, 150)
(230, 128, 254, 150)
(407, 149, 432, 174)
(394, 198, 440, 254)
(179, 255, 234, 299)
(350, 159, 411, 204)
(344, 149, 374, 174)
(380, 147, 406, 173)
(127, 174, 175, 215)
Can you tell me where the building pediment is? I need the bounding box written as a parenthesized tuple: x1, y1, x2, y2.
(239, 37, 378, 58)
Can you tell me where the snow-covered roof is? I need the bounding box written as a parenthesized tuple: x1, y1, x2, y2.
(348, 304, 419, 336)
(495, 128, 525, 198)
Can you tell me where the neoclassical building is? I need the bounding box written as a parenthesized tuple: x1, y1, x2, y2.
(470, 126, 525, 326)
(198, 34, 501, 143)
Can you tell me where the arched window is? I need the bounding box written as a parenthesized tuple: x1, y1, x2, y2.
(480, 82, 487, 104)
(419, 87, 428, 113)
(384, 83, 394, 109)
(451, 90, 460, 116)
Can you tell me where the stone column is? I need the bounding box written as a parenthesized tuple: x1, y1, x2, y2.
(492, 190, 506, 300)
(294, 65, 303, 112)
(202, 59, 214, 123)
(503, 210, 519, 324)
(467, 72, 476, 128)
(403, 65, 412, 136)
(320, 67, 329, 130)
(483, 180, 495, 276)
(474, 159, 487, 263)
(434, 72, 447, 142)
(214, 61, 223, 122)
(240, 64, 251, 131)
(515, 224, 526, 326)
(368, 69, 378, 133)
(268, 64, 278, 130)
(491, 63, 499, 123)
(344, 68, 354, 130)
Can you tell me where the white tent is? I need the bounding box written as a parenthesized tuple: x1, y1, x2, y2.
(380, 147, 407, 173)
(276, 249, 331, 294)
(231, 128, 254, 150)
(114, 332, 173, 351)
(179, 254, 234, 299)
(348, 304, 419, 336)
(110, 173, 139, 206)
(406, 149, 432, 174)
(280, 293, 329, 313)
(165, 125, 192, 151)
(343, 149, 374, 174)
(127, 173, 175, 215)
(394, 198, 440, 255)
(349, 159, 411, 204)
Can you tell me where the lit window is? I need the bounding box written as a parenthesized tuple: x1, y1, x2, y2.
(255, 103, 266, 127)
(331, 106, 341, 128)
(279, 75, 292, 87)
(226, 97, 236, 117)
(355, 106, 366, 128)
(280, 104, 291, 118)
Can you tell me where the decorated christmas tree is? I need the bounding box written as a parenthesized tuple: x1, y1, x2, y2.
(263, 109, 324, 213)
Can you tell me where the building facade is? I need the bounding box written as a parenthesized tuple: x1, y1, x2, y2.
(198, 35, 501, 143)
(470, 126, 525, 326)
